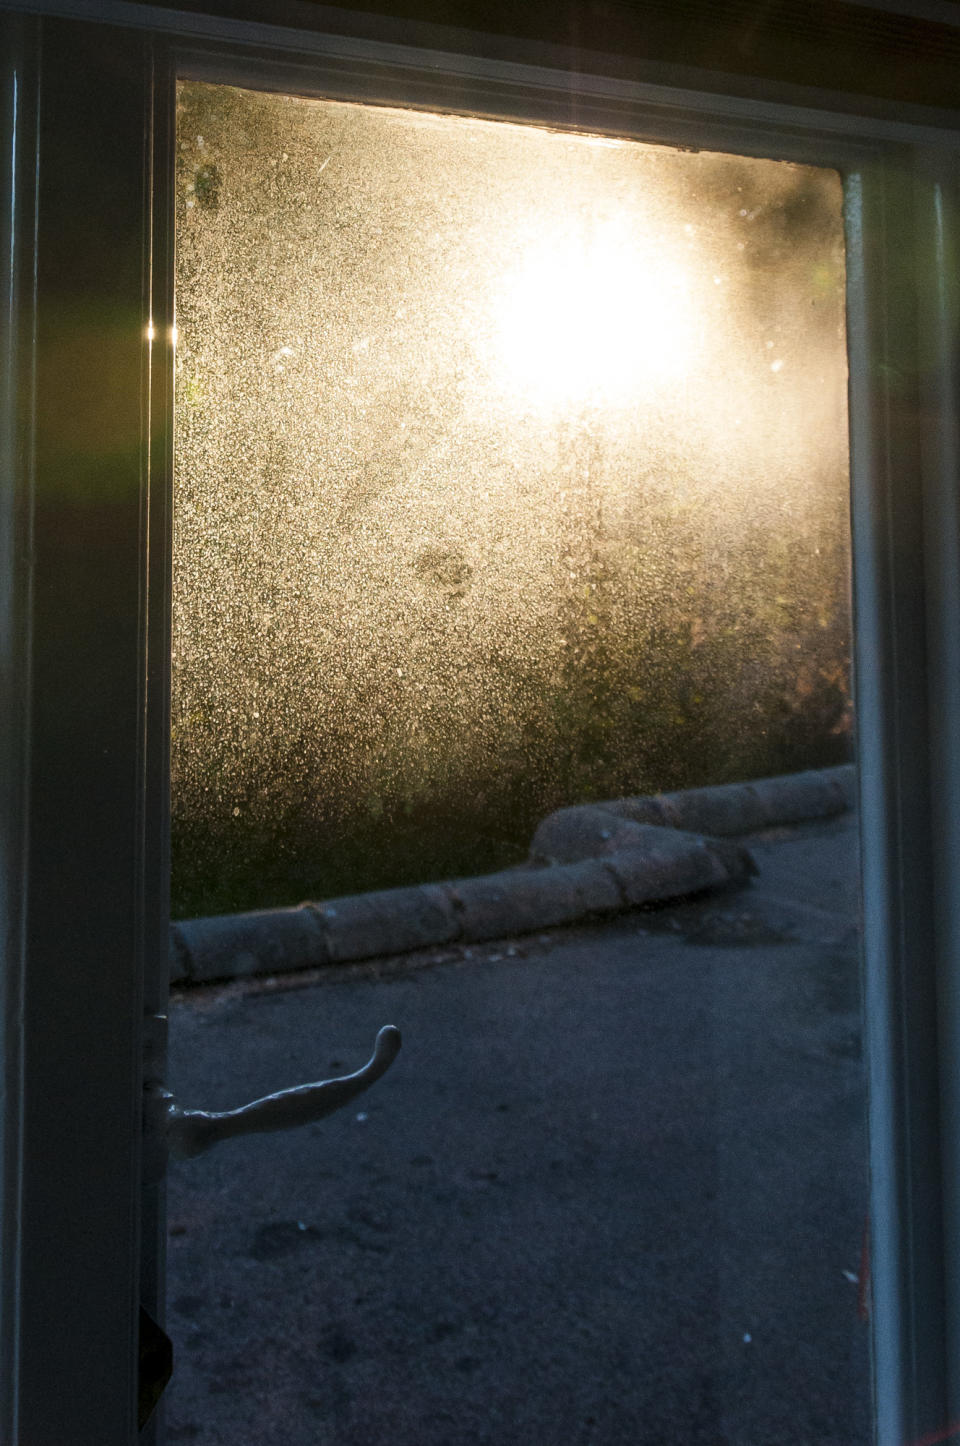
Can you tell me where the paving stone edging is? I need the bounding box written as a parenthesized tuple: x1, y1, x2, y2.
(171, 764, 855, 985)
(529, 762, 855, 862)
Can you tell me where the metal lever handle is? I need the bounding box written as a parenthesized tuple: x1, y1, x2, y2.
(163, 1024, 401, 1160)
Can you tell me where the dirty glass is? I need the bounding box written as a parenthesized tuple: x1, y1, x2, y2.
(172, 83, 850, 920)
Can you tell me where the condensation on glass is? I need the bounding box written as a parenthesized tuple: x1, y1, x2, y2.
(173, 82, 850, 918)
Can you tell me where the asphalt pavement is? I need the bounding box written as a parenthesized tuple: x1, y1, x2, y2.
(163, 810, 869, 1446)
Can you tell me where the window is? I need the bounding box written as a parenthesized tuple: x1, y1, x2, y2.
(3, 9, 960, 1444)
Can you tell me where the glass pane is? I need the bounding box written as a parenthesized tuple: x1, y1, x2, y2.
(168, 82, 866, 1446)
(172, 84, 851, 918)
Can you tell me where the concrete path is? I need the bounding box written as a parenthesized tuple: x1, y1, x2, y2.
(163, 810, 869, 1445)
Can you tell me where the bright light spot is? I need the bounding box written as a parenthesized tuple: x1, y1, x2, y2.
(146, 322, 156, 342)
(490, 223, 697, 410)
(171, 325, 179, 347)
(770, 358, 784, 372)
(579, 135, 625, 150)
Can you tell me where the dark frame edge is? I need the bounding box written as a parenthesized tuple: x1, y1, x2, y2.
(0, 13, 41, 1446)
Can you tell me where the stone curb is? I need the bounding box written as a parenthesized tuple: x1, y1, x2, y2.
(171, 763, 854, 986)
(171, 829, 755, 985)
(530, 763, 856, 863)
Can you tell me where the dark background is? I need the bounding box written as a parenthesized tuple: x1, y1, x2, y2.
(145, 0, 960, 113)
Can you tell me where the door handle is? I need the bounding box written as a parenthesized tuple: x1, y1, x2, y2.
(143, 1022, 401, 1178)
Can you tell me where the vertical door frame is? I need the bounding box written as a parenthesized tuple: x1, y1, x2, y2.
(847, 151, 951, 1445)
(0, 13, 40, 1444)
(917, 157, 960, 1441)
(1, 12, 164, 1443)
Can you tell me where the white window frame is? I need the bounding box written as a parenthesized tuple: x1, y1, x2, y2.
(3, 4, 960, 1444)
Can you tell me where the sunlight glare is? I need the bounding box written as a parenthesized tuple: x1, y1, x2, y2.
(491, 222, 697, 410)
